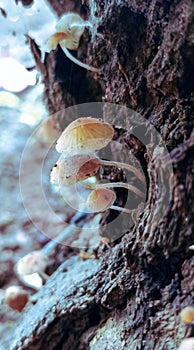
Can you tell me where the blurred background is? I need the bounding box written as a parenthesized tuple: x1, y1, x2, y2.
(0, 1, 61, 347)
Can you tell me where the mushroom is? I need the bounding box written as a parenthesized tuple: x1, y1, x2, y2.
(180, 306, 194, 324)
(50, 154, 145, 198)
(5, 286, 29, 312)
(15, 226, 81, 290)
(16, 250, 49, 281)
(56, 117, 145, 184)
(45, 13, 99, 72)
(86, 188, 134, 214)
(56, 117, 114, 155)
(50, 153, 100, 186)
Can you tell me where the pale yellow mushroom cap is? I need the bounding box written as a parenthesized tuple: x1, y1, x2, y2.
(180, 306, 194, 324)
(50, 154, 100, 186)
(16, 251, 48, 275)
(56, 117, 114, 156)
(87, 188, 116, 212)
(5, 286, 29, 312)
(178, 338, 194, 350)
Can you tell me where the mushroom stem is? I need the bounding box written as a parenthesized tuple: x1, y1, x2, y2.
(99, 159, 145, 183)
(42, 225, 80, 255)
(84, 182, 145, 198)
(110, 205, 133, 214)
(60, 45, 100, 72)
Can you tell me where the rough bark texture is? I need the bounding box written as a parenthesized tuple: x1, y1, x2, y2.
(12, 0, 194, 349)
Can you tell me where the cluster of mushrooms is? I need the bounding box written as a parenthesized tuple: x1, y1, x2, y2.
(50, 117, 145, 214)
(2, 250, 48, 312)
(3, 233, 66, 312)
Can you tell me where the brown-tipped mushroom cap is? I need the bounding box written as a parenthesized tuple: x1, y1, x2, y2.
(56, 117, 114, 155)
(50, 153, 100, 186)
(5, 286, 29, 312)
(16, 251, 48, 276)
(87, 188, 116, 212)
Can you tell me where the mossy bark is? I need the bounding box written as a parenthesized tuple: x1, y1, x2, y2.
(12, 0, 194, 349)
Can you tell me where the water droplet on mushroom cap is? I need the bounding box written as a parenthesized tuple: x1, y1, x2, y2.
(56, 117, 114, 155)
(50, 154, 100, 186)
(87, 188, 116, 212)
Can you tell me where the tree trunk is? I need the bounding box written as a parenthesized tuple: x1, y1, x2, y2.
(12, 0, 194, 349)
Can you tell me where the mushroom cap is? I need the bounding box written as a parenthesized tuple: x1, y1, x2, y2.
(5, 286, 29, 312)
(56, 117, 114, 155)
(50, 153, 100, 186)
(87, 188, 116, 212)
(16, 251, 48, 275)
(56, 13, 85, 50)
(180, 306, 194, 324)
(45, 13, 85, 53)
(56, 13, 85, 37)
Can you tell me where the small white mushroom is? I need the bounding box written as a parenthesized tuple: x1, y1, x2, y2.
(14, 225, 83, 290)
(45, 13, 85, 52)
(16, 250, 49, 281)
(45, 13, 99, 72)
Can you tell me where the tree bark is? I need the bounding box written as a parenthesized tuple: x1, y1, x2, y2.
(12, 0, 194, 349)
